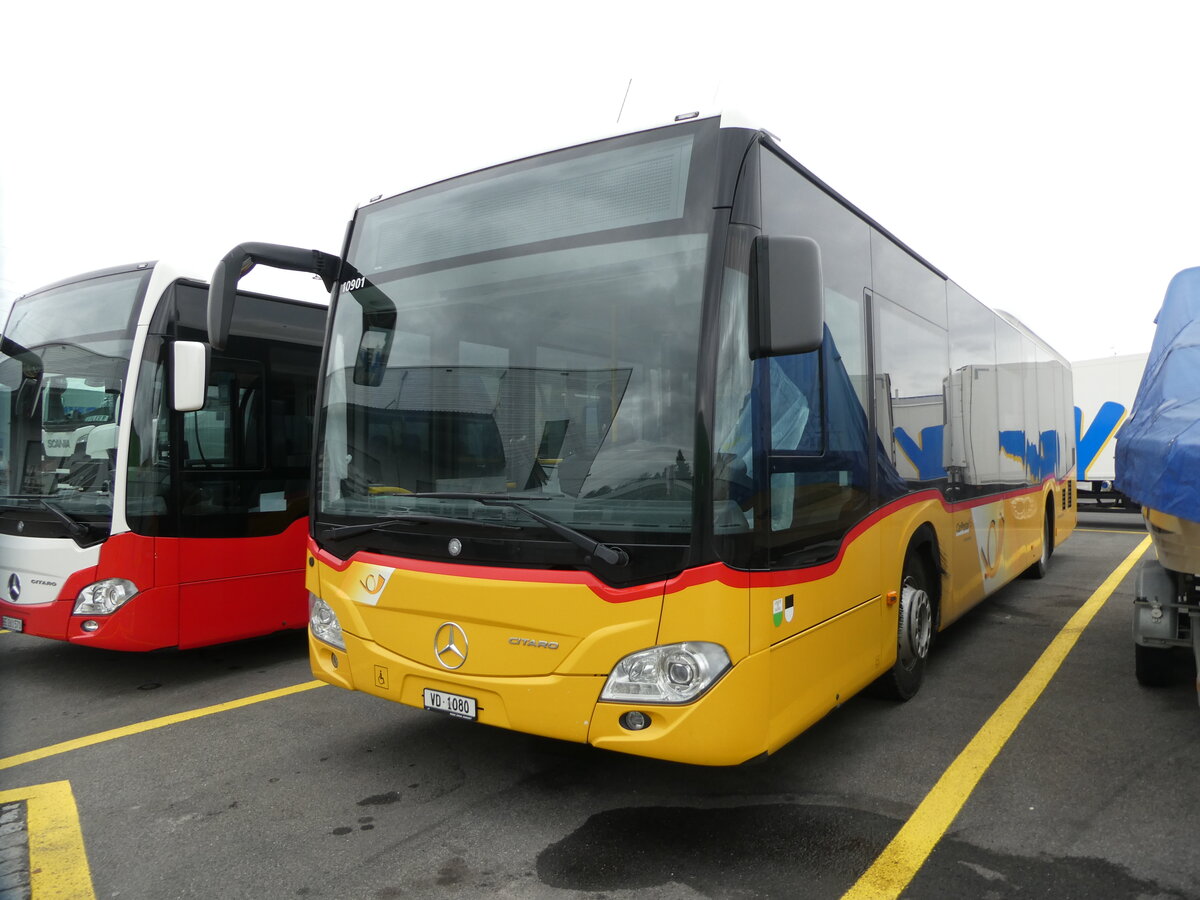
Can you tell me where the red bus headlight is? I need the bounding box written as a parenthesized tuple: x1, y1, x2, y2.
(73, 579, 139, 616)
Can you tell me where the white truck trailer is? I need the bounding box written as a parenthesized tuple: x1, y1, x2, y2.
(1073, 352, 1149, 507)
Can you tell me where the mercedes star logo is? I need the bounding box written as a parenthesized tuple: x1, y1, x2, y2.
(7, 573, 21, 602)
(434, 622, 468, 670)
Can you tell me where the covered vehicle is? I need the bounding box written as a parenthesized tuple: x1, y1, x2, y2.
(1116, 267, 1200, 696)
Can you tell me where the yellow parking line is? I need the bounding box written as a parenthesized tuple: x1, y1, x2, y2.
(0, 780, 95, 899)
(0, 680, 326, 771)
(843, 534, 1152, 900)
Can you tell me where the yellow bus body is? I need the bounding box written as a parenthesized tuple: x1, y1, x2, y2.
(308, 480, 1074, 765)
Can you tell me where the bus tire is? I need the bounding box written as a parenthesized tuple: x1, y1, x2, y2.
(1134, 642, 1174, 687)
(1025, 504, 1053, 580)
(876, 548, 935, 701)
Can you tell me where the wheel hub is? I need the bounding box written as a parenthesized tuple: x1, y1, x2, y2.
(899, 577, 932, 665)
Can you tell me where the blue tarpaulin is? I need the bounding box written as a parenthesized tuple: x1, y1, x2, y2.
(1115, 266, 1200, 521)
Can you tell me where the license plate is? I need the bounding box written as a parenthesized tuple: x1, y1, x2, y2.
(1, 615, 23, 633)
(423, 687, 477, 721)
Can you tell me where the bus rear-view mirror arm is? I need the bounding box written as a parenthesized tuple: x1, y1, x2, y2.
(208, 242, 342, 351)
(748, 235, 825, 358)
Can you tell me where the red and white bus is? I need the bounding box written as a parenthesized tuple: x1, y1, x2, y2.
(0, 261, 326, 649)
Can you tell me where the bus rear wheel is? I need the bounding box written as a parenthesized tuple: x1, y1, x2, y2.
(1025, 505, 1053, 580)
(876, 550, 934, 701)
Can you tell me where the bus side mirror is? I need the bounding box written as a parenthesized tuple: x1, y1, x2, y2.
(3, 335, 44, 418)
(749, 235, 825, 358)
(353, 327, 393, 387)
(172, 341, 209, 412)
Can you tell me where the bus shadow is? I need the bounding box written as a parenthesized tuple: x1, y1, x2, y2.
(0, 627, 311, 696)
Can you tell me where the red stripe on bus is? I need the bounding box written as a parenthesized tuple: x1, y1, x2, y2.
(308, 478, 1068, 601)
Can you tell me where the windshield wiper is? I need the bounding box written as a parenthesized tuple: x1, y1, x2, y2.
(37, 499, 89, 540)
(406, 493, 630, 567)
(0, 495, 90, 538)
(321, 513, 521, 541)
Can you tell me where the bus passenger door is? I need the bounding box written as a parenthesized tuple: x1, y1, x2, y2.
(173, 359, 309, 647)
(749, 344, 887, 739)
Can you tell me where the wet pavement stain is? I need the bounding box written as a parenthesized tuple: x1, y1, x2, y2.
(538, 803, 886, 896)
(907, 839, 1193, 900)
(330, 815, 377, 836)
(358, 791, 403, 806)
(436, 856, 469, 886)
(537, 804, 1190, 899)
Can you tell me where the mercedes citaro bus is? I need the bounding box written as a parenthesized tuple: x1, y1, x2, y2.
(0, 262, 325, 649)
(207, 113, 1075, 764)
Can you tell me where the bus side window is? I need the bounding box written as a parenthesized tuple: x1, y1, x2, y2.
(181, 361, 264, 469)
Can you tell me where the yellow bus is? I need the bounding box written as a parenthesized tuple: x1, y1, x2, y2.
(208, 113, 1076, 765)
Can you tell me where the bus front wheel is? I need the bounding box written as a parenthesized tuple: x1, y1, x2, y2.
(876, 550, 934, 701)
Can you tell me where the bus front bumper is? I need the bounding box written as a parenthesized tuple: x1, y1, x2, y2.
(309, 630, 771, 766)
(0, 591, 178, 650)
(0, 597, 75, 641)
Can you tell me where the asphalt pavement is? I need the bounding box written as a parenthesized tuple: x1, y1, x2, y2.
(1, 509, 1196, 899)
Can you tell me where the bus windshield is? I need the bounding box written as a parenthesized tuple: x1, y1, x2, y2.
(0, 269, 144, 522)
(316, 124, 716, 577)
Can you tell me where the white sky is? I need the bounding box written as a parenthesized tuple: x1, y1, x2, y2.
(2, 0, 1197, 363)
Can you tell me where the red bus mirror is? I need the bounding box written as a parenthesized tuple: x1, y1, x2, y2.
(171, 341, 208, 412)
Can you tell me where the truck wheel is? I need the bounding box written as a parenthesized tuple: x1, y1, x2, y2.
(875, 549, 934, 701)
(1134, 643, 1174, 687)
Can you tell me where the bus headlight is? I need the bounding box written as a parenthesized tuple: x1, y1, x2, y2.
(600, 642, 731, 704)
(73, 578, 139, 616)
(309, 593, 345, 650)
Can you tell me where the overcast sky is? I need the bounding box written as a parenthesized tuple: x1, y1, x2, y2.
(2, 1, 1197, 363)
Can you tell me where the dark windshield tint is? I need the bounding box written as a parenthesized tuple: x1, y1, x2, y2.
(354, 132, 694, 274)
(4, 270, 144, 357)
(322, 235, 706, 526)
